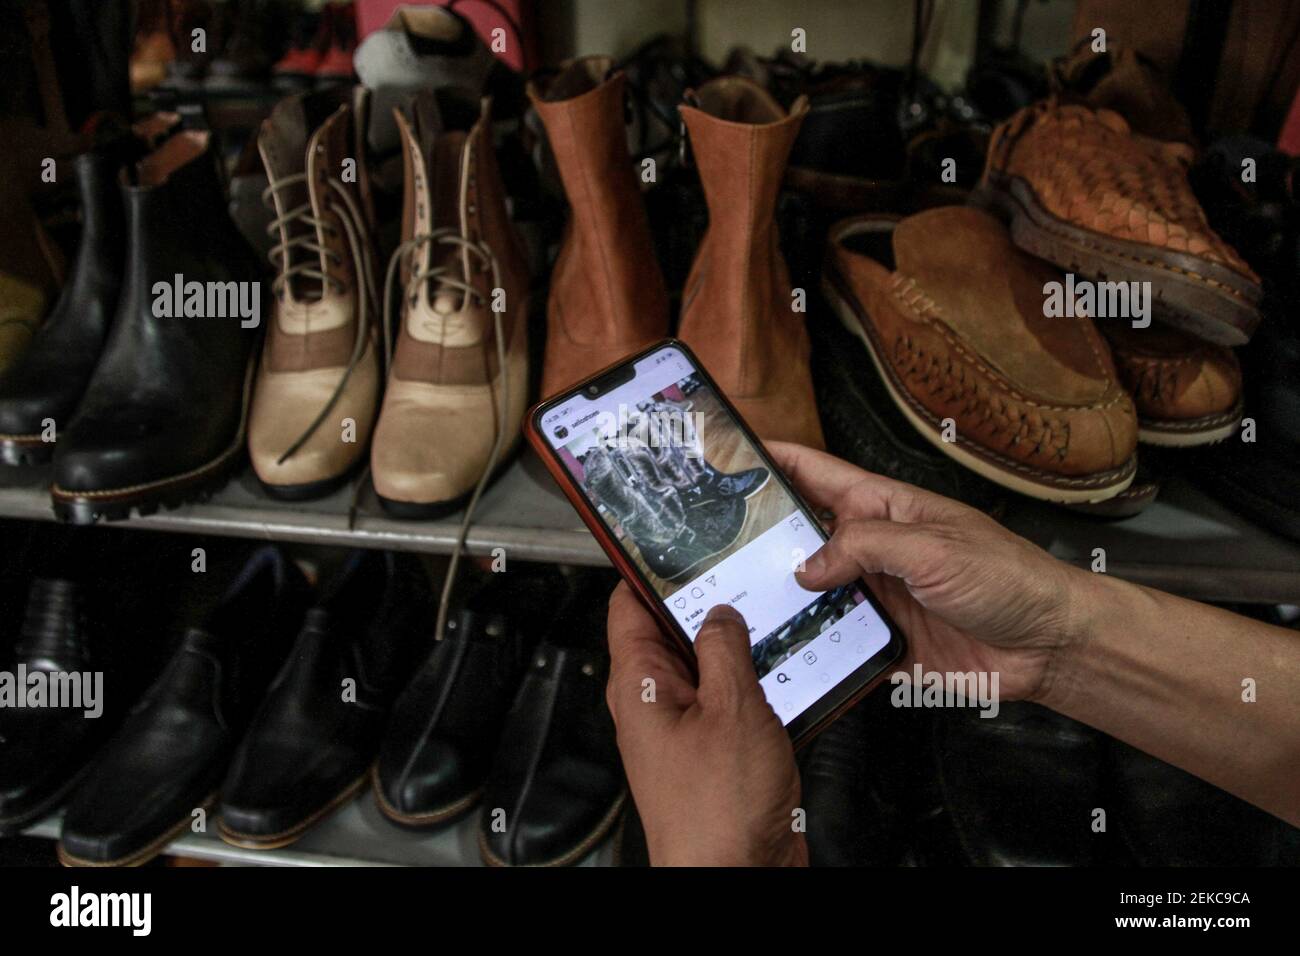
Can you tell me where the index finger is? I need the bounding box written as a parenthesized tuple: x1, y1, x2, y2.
(759, 442, 915, 522)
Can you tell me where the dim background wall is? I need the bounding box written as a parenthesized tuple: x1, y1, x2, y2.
(538, 0, 1080, 88)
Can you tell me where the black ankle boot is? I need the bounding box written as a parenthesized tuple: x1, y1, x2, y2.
(0, 148, 127, 466)
(51, 130, 263, 524)
(58, 546, 309, 867)
(0, 579, 110, 835)
(218, 551, 431, 848)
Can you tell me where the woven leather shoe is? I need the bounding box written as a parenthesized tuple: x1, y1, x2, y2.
(980, 99, 1261, 346)
(823, 207, 1137, 503)
(1101, 322, 1242, 446)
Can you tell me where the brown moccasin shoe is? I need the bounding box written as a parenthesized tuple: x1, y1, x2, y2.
(822, 206, 1138, 504)
(980, 99, 1261, 347)
(1100, 322, 1242, 447)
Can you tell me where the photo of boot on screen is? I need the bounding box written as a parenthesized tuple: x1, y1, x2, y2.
(554, 374, 782, 596)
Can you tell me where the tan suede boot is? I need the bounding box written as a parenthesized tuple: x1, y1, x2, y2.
(370, 92, 529, 517)
(528, 57, 669, 396)
(677, 77, 824, 449)
(250, 89, 381, 499)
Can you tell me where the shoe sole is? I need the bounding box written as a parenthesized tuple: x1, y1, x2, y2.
(1137, 401, 1242, 448)
(216, 772, 369, 850)
(822, 269, 1136, 504)
(374, 442, 521, 521)
(370, 765, 483, 828)
(57, 793, 218, 868)
(478, 789, 627, 868)
(49, 356, 255, 525)
(257, 464, 360, 503)
(976, 174, 1261, 347)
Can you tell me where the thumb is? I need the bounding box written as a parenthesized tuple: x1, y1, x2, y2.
(693, 604, 759, 711)
(796, 518, 934, 591)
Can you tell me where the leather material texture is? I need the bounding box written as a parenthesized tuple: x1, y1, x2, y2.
(529, 59, 670, 397)
(677, 76, 825, 449)
(371, 93, 528, 510)
(250, 91, 381, 493)
(51, 132, 261, 510)
(826, 208, 1138, 486)
(373, 568, 560, 825)
(934, 703, 1106, 866)
(988, 101, 1254, 277)
(1102, 321, 1242, 424)
(0, 580, 113, 834)
(478, 571, 624, 866)
(0, 150, 126, 456)
(219, 551, 430, 844)
(58, 548, 309, 865)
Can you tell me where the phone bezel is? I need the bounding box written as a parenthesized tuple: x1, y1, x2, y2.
(524, 338, 906, 747)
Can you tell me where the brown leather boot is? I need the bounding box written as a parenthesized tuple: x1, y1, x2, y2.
(528, 57, 668, 396)
(370, 92, 529, 517)
(677, 77, 825, 449)
(250, 89, 382, 499)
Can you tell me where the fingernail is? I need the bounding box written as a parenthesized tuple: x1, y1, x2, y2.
(705, 603, 741, 624)
(796, 548, 824, 584)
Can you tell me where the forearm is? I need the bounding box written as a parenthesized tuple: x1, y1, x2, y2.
(1041, 570, 1300, 827)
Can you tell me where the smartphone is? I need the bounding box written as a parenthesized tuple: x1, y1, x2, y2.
(525, 339, 905, 746)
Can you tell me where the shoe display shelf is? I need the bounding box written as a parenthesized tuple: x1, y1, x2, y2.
(0, 458, 1296, 605)
(24, 801, 614, 868)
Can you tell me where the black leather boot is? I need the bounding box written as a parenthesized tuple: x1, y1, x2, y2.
(1107, 738, 1293, 865)
(373, 567, 558, 827)
(0, 580, 113, 835)
(478, 571, 626, 867)
(50, 130, 263, 524)
(799, 691, 915, 866)
(932, 702, 1107, 866)
(0, 148, 127, 466)
(218, 551, 430, 848)
(58, 547, 308, 867)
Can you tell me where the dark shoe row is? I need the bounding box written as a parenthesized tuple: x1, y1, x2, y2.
(375, 567, 625, 866)
(0, 546, 623, 867)
(798, 691, 1300, 867)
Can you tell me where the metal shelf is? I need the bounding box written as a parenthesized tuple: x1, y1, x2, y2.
(24, 792, 614, 868)
(0, 457, 1296, 603)
(0, 455, 602, 565)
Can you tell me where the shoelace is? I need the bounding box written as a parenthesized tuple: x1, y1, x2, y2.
(379, 227, 510, 645)
(261, 172, 380, 465)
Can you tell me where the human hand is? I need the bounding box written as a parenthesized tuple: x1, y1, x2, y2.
(769, 441, 1090, 702)
(605, 584, 807, 867)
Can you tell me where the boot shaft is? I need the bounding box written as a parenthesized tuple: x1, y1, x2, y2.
(679, 78, 806, 284)
(258, 89, 374, 306)
(529, 57, 668, 384)
(389, 90, 527, 383)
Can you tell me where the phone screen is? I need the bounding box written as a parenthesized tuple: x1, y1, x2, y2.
(536, 343, 896, 729)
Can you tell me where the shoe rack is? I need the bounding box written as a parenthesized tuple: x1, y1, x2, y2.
(24, 798, 616, 868)
(1, 456, 1297, 606)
